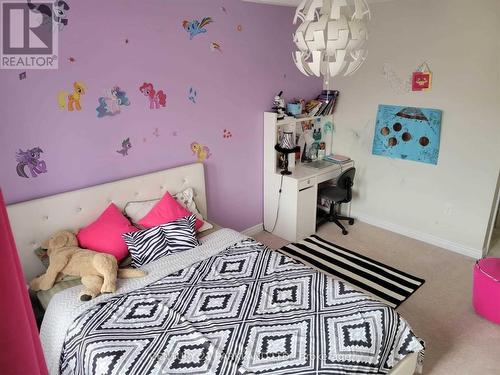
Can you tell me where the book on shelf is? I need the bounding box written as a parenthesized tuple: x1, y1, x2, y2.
(317, 89, 338, 101)
(322, 100, 334, 116)
(308, 103, 322, 116)
(302, 90, 340, 117)
(316, 102, 329, 116)
(316, 90, 340, 116)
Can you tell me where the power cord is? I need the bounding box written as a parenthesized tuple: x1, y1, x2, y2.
(269, 174, 284, 233)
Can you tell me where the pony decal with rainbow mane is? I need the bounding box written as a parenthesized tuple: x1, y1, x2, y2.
(139, 83, 166, 109)
(182, 17, 213, 39)
(96, 86, 130, 118)
(58, 81, 86, 111)
(16, 147, 47, 178)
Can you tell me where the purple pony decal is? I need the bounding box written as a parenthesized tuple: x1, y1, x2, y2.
(16, 147, 47, 178)
(117, 138, 132, 156)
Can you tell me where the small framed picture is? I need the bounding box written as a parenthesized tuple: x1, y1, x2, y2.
(412, 71, 432, 91)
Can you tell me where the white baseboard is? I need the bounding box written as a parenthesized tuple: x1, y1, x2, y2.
(241, 223, 264, 237)
(354, 212, 483, 259)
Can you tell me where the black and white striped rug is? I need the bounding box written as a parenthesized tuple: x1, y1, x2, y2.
(278, 234, 425, 308)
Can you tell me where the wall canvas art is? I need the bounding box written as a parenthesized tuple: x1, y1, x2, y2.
(372, 105, 442, 165)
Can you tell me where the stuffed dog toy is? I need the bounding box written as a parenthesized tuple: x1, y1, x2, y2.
(30, 230, 146, 301)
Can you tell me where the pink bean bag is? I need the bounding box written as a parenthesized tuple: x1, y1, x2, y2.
(473, 258, 500, 324)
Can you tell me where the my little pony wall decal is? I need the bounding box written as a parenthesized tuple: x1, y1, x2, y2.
(188, 87, 197, 103)
(58, 81, 86, 111)
(15, 147, 47, 178)
(27, 0, 70, 30)
(191, 142, 211, 162)
(210, 41, 222, 53)
(117, 138, 132, 156)
(139, 83, 166, 109)
(313, 128, 322, 141)
(96, 86, 130, 118)
(182, 17, 213, 39)
(323, 121, 333, 133)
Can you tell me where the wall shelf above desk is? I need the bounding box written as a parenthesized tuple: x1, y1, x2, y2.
(277, 115, 329, 126)
(263, 111, 335, 175)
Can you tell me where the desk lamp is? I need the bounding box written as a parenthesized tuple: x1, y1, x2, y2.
(275, 131, 299, 175)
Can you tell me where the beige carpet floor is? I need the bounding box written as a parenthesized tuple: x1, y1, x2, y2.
(253, 221, 500, 375)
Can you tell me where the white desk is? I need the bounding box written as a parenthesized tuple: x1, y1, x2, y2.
(263, 161, 354, 242)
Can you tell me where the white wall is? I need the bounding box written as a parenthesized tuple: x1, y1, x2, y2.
(330, 0, 500, 256)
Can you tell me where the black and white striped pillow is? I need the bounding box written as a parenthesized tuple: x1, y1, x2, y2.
(123, 215, 199, 267)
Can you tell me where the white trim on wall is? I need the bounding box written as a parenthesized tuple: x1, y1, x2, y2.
(241, 223, 264, 237)
(354, 212, 483, 259)
(241, 217, 483, 259)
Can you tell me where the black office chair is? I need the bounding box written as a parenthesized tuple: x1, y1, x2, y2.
(317, 167, 355, 235)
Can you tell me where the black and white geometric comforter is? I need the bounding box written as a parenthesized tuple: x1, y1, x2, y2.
(59, 237, 423, 374)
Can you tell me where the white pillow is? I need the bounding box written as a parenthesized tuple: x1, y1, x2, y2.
(124, 199, 158, 223)
(173, 188, 213, 232)
(124, 188, 213, 232)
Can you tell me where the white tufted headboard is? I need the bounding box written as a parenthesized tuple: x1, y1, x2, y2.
(7, 162, 207, 281)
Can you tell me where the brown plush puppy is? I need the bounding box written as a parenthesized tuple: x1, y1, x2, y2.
(30, 230, 146, 301)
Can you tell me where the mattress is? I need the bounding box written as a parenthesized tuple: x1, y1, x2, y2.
(40, 228, 423, 374)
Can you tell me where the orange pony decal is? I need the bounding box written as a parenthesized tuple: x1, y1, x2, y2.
(58, 81, 86, 111)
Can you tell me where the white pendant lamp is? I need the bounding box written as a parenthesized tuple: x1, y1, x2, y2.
(293, 0, 370, 83)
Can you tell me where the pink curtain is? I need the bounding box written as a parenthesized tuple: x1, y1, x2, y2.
(0, 190, 47, 374)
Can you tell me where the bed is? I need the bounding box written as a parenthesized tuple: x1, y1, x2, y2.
(7, 162, 422, 375)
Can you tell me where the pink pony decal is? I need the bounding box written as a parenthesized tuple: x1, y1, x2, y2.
(139, 82, 166, 109)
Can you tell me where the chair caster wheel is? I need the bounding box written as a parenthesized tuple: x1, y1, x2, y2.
(342, 230, 348, 235)
(348, 219, 354, 225)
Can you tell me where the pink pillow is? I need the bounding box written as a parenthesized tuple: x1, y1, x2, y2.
(77, 203, 138, 261)
(138, 192, 203, 230)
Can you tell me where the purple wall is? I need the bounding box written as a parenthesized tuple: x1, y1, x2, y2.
(0, 0, 321, 231)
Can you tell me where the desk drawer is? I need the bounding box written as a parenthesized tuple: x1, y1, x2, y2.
(298, 177, 316, 191)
